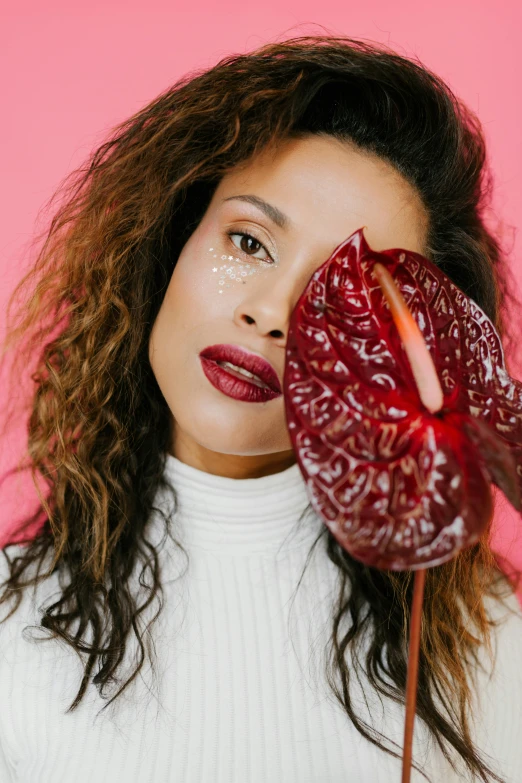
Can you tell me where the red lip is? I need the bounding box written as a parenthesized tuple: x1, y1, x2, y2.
(199, 358, 281, 403)
(199, 344, 282, 393)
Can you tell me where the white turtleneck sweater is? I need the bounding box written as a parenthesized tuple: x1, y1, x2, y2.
(1, 453, 521, 783)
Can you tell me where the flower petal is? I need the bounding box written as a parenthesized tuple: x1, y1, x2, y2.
(284, 228, 522, 570)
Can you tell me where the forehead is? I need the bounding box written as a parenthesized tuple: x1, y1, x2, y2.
(215, 135, 429, 255)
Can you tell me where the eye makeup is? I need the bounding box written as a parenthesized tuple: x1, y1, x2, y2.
(208, 236, 277, 294)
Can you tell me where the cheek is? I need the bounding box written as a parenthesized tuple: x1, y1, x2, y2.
(207, 246, 278, 293)
(171, 247, 242, 303)
(166, 253, 218, 319)
(168, 241, 276, 314)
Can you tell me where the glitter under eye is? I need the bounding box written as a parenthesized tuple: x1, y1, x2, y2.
(209, 244, 276, 293)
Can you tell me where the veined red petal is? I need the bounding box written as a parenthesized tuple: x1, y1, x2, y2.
(284, 228, 522, 570)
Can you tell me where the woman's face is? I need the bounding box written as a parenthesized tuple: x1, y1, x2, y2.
(149, 134, 429, 478)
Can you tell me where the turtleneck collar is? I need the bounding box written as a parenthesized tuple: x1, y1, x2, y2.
(158, 453, 323, 555)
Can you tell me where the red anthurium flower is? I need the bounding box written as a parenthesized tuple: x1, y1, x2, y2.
(284, 227, 522, 572)
(284, 226, 522, 783)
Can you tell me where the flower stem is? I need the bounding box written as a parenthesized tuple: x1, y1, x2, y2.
(372, 263, 434, 782)
(401, 567, 426, 783)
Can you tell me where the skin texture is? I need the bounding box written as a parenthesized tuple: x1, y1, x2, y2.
(148, 134, 429, 478)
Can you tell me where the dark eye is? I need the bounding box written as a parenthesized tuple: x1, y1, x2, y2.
(228, 232, 273, 263)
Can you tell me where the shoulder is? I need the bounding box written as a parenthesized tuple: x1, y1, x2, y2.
(482, 584, 522, 674)
(469, 583, 522, 782)
(469, 580, 522, 698)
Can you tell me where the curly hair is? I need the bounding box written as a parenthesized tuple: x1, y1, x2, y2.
(1, 33, 521, 783)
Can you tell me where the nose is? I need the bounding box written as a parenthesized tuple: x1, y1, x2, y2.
(238, 311, 285, 341)
(233, 272, 302, 347)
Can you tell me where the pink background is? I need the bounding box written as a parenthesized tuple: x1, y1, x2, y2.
(1, 2, 521, 594)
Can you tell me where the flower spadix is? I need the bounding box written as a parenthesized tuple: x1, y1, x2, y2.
(283, 227, 522, 570)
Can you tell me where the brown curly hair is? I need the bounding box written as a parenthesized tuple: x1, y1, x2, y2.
(1, 33, 521, 783)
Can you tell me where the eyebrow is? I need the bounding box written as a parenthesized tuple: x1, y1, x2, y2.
(222, 194, 291, 230)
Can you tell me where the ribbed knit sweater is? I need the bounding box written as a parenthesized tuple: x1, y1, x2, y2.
(1, 453, 521, 782)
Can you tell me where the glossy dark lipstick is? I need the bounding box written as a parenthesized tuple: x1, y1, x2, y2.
(199, 344, 282, 403)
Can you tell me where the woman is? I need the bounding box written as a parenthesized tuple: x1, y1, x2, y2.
(0, 35, 521, 783)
